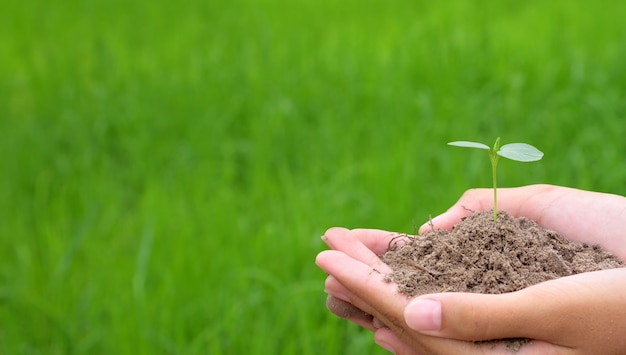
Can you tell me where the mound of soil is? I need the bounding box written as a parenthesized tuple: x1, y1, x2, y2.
(383, 210, 623, 295)
(381, 210, 624, 351)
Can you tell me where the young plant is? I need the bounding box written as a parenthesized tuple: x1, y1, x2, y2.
(448, 137, 544, 222)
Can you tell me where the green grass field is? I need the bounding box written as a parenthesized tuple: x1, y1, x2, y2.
(1, 1, 625, 354)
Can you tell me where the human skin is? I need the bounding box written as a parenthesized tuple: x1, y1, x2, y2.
(316, 184, 626, 354)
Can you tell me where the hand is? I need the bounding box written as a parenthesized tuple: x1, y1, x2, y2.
(316, 184, 626, 354)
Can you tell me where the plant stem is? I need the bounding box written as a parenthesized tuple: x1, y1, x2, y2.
(492, 155, 498, 221)
(491, 137, 501, 222)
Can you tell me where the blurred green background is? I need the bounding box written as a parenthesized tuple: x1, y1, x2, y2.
(1, 0, 625, 354)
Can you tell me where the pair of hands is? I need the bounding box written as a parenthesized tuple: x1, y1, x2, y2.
(316, 185, 626, 354)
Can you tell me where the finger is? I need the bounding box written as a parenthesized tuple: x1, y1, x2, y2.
(321, 257, 386, 314)
(325, 277, 390, 332)
(321, 228, 394, 273)
(326, 295, 370, 320)
(323, 227, 400, 256)
(325, 295, 378, 331)
(350, 228, 404, 256)
(319, 253, 393, 333)
(321, 227, 350, 247)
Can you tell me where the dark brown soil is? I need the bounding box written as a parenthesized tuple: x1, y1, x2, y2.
(381, 210, 624, 351)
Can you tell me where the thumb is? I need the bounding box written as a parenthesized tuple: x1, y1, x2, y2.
(403, 291, 545, 342)
(404, 269, 626, 347)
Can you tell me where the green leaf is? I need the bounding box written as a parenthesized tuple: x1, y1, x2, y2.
(447, 141, 490, 150)
(497, 143, 544, 162)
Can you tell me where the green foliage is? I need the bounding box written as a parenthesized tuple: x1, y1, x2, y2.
(449, 138, 543, 221)
(1, 1, 625, 354)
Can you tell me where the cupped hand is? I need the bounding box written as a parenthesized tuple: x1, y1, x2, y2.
(317, 227, 571, 354)
(317, 185, 626, 354)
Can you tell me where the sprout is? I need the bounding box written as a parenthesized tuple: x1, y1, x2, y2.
(448, 137, 544, 221)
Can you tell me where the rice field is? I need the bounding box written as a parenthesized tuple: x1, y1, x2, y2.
(1, 1, 625, 354)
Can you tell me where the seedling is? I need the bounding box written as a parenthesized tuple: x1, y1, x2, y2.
(448, 137, 543, 222)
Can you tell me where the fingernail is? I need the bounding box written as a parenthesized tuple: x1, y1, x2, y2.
(404, 299, 442, 331)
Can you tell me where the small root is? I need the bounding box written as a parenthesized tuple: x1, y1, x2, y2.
(427, 214, 435, 232)
(387, 234, 413, 252)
